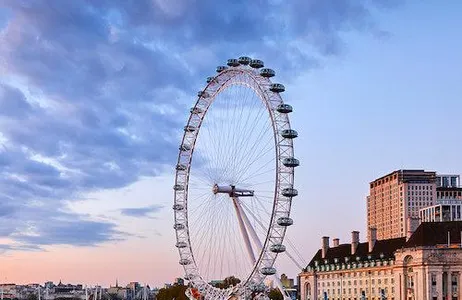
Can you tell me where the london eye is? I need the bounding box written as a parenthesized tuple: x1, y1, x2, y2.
(173, 56, 298, 299)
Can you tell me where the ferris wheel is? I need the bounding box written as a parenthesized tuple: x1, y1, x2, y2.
(173, 56, 299, 300)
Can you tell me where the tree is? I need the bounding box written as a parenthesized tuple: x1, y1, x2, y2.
(268, 288, 283, 300)
(155, 285, 188, 300)
(212, 276, 241, 289)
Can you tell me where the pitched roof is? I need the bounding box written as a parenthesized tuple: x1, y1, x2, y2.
(307, 221, 462, 269)
(307, 237, 406, 268)
(405, 221, 462, 247)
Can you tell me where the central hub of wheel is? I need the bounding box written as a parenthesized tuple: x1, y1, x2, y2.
(212, 184, 254, 197)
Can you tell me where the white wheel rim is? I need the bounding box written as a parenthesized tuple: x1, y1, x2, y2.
(173, 60, 297, 299)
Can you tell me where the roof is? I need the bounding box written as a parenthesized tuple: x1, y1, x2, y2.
(370, 169, 436, 186)
(307, 237, 406, 268)
(307, 221, 462, 269)
(406, 221, 462, 247)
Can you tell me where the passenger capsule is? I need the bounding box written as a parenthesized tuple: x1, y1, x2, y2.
(179, 144, 191, 151)
(179, 259, 191, 265)
(184, 274, 195, 280)
(174, 223, 185, 230)
(197, 91, 209, 98)
(227, 58, 240, 67)
(249, 59, 264, 68)
(281, 129, 298, 139)
(282, 188, 298, 197)
(276, 104, 293, 113)
(238, 56, 252, 65)
(173, 184, 184, 191)
(282, 157, 300, 168)
(260, 68, 275, 78)
(190, 107, 203, 114)
(176, 241, 188, 248)
(260, 267, 276, 275)
(176, 164, 187, 171)
(206, 76, 215, 83)
(277, 217, 293, 226)
(184, 125, 196, 132)
(216, 66, 228, 73)
(270, 244, 286, 253)
(173, 204, 184, 211)
(270, 83, 285, 93)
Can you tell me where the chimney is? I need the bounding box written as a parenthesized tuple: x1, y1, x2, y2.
(321, 236, 329, 258)
(333, 238, 340, 247)
(351, 231, 359, 255)
(368, 227, 377, 252)
(406, 217, 419, 241)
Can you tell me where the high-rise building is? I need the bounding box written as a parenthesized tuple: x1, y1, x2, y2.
(367, 169, 436, 240)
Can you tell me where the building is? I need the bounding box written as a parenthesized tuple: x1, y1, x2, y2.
(0, 284, 17, 300)
(418, 174, 462, 223)
(436, 175, 460, 189)
(420, 200, 462, 222)
(299, 222, 462, 300)
(437, 174, 462, 201)
(281, 274, 295, 289)
(367, 170, 437, 240)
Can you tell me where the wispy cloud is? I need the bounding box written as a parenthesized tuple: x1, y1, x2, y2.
(120, 205, 164, 218)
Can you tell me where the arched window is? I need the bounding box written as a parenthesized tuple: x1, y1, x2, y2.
(305, 282, 311, 300)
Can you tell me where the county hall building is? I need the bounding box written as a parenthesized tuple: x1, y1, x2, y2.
(299, 222, 462, 300)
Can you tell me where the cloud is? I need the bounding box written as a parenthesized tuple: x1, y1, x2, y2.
(0, 243, 42, 253)
(120, 205, 164, 218)
(14, 218, 123, 246)
(0, 0, 400, 249)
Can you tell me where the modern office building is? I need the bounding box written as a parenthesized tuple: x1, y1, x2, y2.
(436, 174, 460, 189)
(436, 175, 462, 201)
(367, 170, 437, 240)
(299, 222, 462, 300)
(418, 174, 462, 223)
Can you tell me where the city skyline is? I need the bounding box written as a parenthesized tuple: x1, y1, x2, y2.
(1, 0, 462, 288)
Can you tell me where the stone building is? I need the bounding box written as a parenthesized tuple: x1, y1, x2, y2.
(299, 222, 462, 300)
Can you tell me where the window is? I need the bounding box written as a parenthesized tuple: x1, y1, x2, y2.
(452, 274, 458, 286)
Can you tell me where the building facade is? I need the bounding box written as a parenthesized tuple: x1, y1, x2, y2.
(436, 175, 460, 189)
(419, 174, 462, 223)
(299, 222, 462, 300)
(420, 200, 462, 222)
(367, 170, 437, 240)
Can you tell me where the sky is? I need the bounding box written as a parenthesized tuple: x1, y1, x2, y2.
(0, 0, 462, 289)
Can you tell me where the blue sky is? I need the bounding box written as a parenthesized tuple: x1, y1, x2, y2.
(0, 0, 461, 287)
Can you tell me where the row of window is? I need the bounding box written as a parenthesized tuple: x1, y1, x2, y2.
(408, 190, 433, 196)
(438, 191, 462, 197)
(408, 185, 433, 191)
(319, 277, 394, 287)
(317, 270, 393, 279)
(317, 286, 394, 297)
